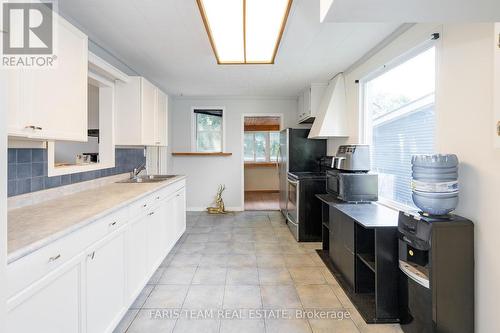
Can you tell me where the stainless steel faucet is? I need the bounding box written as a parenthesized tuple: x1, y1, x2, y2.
(132, 162, 146, 179)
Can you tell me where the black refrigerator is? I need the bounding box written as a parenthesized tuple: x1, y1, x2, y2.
(278, 128, 326, 217)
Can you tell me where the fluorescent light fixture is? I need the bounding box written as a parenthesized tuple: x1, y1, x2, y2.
(197, 0, 293, 64)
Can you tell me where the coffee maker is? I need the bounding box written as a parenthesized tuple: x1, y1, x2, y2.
(398, 211, 474, 333)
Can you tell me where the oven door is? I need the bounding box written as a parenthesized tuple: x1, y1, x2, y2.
(286, 177, 299, 240)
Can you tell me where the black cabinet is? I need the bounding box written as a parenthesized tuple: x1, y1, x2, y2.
(317, 194, 400, 324)
(329, 207, 355, 290)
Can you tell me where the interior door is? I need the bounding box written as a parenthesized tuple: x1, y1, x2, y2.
(86, 232, 126, 333)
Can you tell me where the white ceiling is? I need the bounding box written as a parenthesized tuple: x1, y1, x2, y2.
(59, 0, 400, 97)
(322, 0, 500, 22)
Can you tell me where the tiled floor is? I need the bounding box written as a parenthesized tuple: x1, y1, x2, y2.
(244, 192, 280, 211)
(114, 211, 403, 333)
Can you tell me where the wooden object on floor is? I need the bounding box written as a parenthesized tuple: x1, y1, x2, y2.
(244, 191, 279, 211)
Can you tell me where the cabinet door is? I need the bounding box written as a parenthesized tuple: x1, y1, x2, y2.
(156, 90, 168, 146)
(147, 203, 168, 272)
(24, 16, 88, 141)
(6, 69, 29, 137)
(141, 79, 157, 146)
(7, 262, 82, 333)
(126, 216, 149, 302)
(303, 87, 312, 117)
(297, 91, 305, 122)
(174, 188, 186, 241)
(86, 232, 126, 333)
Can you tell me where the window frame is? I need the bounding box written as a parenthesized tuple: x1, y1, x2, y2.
(359, 38, 439, 210)
(191, 107, 226, 153)
(244, 131, 280, 164)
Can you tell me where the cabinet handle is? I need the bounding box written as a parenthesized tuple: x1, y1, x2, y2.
(156, 196, 160, 200)
(142, 204, 148, 208)
(148, 212, 155, 216)
(25, 125, 42, 130)
(48, 254, 61, 263)
(109, 221, 117, 227)
(88, 251, 95, 260)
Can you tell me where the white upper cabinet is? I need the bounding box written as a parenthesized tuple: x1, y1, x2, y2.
(157, 90, 169, 146)
(308, 73, 349, 139)
(115, 77, 169, 146)
(297, 83, 327, 124)
(8, 14, 88, 141)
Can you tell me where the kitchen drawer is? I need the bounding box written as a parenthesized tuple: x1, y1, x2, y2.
(129, 194, 154, 218)
(7, 208, 128, 299)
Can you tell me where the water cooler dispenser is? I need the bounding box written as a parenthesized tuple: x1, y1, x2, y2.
(398, 211, 474, 333)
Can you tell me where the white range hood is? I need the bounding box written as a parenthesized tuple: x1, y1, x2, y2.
(308, 73, 349, 139)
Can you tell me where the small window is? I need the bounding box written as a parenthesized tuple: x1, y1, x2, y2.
(194, 109, 223, 152)
(362, 45, 436, 208)
(244, 131, 280, 163)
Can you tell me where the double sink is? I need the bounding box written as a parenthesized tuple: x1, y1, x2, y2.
(117, 175, 177, 183)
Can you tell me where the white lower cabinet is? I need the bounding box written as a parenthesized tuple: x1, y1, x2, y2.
(147, 201, 169, 271)
(173, 188, 187, 240)
(126, 215, 149, 304)
(7, 260, 82, 333)
(7, 181, 187, 333)
(86, 232, 126, 333)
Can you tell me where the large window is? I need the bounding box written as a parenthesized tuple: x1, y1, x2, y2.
(362, 45, 436, 208)
(194, 109, 223, 152)
(244, 131, 280, 163)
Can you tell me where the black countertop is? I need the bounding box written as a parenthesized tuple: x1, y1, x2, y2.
(316, 194, 399, 228)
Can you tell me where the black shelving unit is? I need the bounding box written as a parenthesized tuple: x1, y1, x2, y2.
(316, 194, 400, 323)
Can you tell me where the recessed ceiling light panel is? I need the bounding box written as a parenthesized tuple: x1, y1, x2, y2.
(197, 0, 292, 64)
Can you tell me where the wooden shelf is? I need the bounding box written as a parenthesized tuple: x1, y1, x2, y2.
(357, 253, 376, 273)
(244, 162, 277, 168)
(172, 152, 232, 156)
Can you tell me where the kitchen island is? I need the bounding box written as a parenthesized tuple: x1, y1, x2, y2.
(316, 194, 400, 324)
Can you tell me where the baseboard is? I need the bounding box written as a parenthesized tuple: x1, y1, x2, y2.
(245, 190, 279, 193)
(187, 206, 244, 212)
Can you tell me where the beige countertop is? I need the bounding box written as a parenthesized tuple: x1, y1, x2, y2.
(8, 175, 186, 263)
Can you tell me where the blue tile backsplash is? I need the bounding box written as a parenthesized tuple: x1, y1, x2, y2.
(7, 148, 145, 197)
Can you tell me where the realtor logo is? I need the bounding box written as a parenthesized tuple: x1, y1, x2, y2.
(3, 2, 53, 54)
(2, 1, 56, 67)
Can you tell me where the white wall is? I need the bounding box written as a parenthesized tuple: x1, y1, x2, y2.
(169, 97, 300, 210)
(0, 60, 8, 330)
(244, 167, 279, 191)
(330, 23, 499, 333)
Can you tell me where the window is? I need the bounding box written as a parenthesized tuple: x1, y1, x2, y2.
(194, 109, 223, 152)
(362, 45, 436, 208)
(244, 131, 280, 163)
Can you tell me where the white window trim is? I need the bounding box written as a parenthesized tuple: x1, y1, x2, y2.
(358, 34, 440, 211)
(191, 106, 226, 152)
(244, 131, 280, 163)
(359, 37, 440, 144)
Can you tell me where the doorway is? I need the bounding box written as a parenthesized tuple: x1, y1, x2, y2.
(242, 115, 282, 210)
